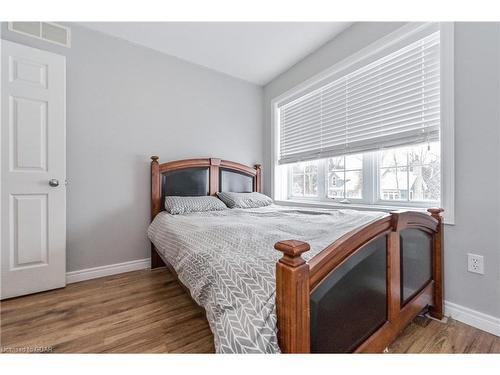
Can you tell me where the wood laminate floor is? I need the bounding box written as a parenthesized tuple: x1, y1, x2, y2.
(1, 268, 499, 354)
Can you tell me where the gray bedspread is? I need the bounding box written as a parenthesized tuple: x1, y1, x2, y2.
(147, 205, 387, 353)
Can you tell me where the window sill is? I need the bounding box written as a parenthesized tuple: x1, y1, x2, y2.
(274, 199, 454, 225)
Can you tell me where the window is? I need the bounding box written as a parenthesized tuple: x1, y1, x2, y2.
(327, 154, 363, 200)
(272, 23, 454, 221)
(285, 141, 440, 206)
(379, 142, 440, 203)
(290, 161, 318, 197)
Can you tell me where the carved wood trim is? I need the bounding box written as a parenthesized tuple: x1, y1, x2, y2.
(158, 158, 211, 173)
(391, 210, 439, 233)
(150, 156, 165, 269)
(428, 208, 444, 319)
(387, 231, 401, 321)
(150, 156, 161, 220)
(220, 159, 258, 176)
(254, 164, 262, 193)
(209, 158, 221, 196)
(275, 240, 311, 353)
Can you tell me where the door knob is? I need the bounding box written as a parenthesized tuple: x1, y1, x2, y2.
(48, 179, 60, 187)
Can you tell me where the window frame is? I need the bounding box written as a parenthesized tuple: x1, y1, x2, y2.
(271, 22, 455, 224)
(326, 154, 365, 202)
(285, 143, 441, 207)
(287, 160, 321, 199)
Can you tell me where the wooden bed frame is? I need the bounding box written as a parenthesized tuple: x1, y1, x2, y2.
(150, 156, 444, 353)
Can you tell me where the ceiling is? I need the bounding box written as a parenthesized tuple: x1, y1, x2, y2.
(78, 22, 352, 85)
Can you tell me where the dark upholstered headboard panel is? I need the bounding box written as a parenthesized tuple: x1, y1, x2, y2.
(150, 157, 261, 219)
(162, 167, 209, 197)
(219, 168, 254, 193)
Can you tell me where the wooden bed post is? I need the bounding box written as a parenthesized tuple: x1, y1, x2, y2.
(209, 158, 221, 196)
(254, 164, 262, 193)
(275, 240, 311, 353)
(150, 156, 165, 269)
(387, 215, 402, 322)
(151, 156, 160, 220)
(428, 207, 444, 320)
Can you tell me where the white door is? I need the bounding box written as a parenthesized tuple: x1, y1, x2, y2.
(1, 40, 66, 299)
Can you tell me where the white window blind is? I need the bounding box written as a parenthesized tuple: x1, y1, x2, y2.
(278, 31, 440, 165)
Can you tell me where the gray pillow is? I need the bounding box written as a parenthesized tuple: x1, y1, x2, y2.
(217, 192, 273, 209)
(164, 196, 227, 215)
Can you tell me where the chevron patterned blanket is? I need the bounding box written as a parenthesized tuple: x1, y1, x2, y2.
(148, 205, 387, 353)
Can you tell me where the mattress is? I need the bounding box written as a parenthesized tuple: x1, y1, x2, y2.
(147, 204, 388, 353)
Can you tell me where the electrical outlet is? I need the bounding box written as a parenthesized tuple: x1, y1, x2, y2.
(467, 253, 484, 274)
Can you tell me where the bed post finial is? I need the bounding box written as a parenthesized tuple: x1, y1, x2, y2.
(274, 240, 311, 353)
(427, 207, 444, 221)
(275, 240, 309, 267)
(151, 155, 159, 162)
(427, 207, 444, 320)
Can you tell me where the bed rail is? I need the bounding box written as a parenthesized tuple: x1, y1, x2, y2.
(275, 208, 444, 353)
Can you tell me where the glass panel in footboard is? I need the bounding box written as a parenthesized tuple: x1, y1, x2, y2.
(400, 228, 432, 306)
(310, 236, 387, 353)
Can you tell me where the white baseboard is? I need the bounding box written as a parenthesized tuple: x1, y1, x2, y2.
(445, 300, 500, 337)
(66, 258, 150, 284)
(66, 260, 499, 338)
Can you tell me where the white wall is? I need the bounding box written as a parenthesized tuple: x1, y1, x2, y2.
(1, 23, 264, 272)
(263, 22, 500, 320)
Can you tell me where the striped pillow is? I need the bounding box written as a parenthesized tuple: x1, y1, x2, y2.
(165, 196, 227, 215)
(217, 192, 273, 209)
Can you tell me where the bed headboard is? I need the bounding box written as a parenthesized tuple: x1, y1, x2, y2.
(150, 156, 262, 219)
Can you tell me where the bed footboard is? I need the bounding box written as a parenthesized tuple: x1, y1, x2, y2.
(274, 208, 444, 353)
